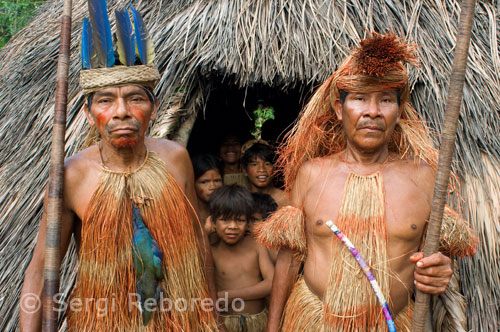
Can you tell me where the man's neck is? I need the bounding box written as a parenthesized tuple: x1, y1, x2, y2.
(99, 140, 148, 172)
(343, 144, 390, 165)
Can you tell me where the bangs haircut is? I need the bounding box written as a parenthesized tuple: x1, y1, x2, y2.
(209, 185, 254, 222)
(251, 192, 278, 220)
(242, 143, 275, 169)
(191, 153, 223, 180)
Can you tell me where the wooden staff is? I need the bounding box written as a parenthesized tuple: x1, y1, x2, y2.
(411, 0, 476, 331)
(42, 0, 73, 331)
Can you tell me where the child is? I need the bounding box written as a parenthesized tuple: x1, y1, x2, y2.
(218, 134, 250, 188)
(209, 185, 274, 332)
(250, 192, 279, 263)
(191, 154, 224, 228)
(241, 142, 287, 207)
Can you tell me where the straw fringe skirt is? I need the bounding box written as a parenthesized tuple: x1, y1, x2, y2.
(222, 308, 268, 332)
(280, 278, 413, 332)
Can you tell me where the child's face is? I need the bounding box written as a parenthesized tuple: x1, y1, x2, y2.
(214, 215, 247, 245)
(195, 169, 223, 203)
(219, 136, 241, 164)
(244, 156, 273, 189)
(248, 212, 263, 235)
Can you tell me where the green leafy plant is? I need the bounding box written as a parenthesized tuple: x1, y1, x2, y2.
(0, 1, 45, 49)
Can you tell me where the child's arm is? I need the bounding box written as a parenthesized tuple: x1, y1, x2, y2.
(218, 242, 275, 300)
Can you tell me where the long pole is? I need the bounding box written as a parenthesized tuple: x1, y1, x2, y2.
(410, 0, 476, 331)
(42, 1, 73, 331)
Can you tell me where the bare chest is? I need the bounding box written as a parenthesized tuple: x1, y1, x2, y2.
(303, 171, 431, 243)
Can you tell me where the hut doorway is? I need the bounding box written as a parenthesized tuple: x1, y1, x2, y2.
(187, 81, 313, 156)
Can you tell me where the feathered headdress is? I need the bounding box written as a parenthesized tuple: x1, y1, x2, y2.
(79, 0, 160, 94)
(278, 32, 438, 191)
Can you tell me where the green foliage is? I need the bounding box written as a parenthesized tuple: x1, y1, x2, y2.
(0, 0, 45, 49)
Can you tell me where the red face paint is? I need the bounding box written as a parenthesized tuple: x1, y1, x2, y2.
(195, 169, 223, 203)
(90, 86, 155, 149)
(109, 137, 139, 148)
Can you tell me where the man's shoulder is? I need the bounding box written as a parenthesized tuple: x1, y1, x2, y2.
(390, 157, 436, 192)
(64, 146, 100, 181)
(296, 155, 340, 179)
(146, 138, 188, 161)
(392, 157, 436, 178)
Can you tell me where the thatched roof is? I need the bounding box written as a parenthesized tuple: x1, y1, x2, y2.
(0, 0, 499, 330)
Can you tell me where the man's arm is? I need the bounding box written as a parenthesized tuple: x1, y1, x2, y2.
(266, 248, 301, 332)
(20, 188, 75, 332)
(265, 163, 310, 332)
(409, 163, 454, 295)
(218, 242, 275, 300)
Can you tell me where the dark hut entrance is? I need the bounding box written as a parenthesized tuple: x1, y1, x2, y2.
(187, 80, 313, 156)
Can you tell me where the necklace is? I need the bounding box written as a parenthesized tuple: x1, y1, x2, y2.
(98, 141, 149, 174)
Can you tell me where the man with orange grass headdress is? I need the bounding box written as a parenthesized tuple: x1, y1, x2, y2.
(20, 3, 223, 332)
(257, 32, 477, 332)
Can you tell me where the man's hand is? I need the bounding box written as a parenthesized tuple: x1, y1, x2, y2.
(410, 252, 453, 295)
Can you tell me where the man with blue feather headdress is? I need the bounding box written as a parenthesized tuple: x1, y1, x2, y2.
(20, 1, 222, 331)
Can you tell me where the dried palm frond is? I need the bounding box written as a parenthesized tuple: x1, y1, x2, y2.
(0, 1, 499, 331)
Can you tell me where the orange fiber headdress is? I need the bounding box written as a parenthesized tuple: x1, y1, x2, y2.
(278, 32, 437, 191)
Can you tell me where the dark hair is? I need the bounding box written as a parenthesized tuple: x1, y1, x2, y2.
(338, 90, 401, 106)
(251, 193, 277, 220)
(217, 133, 243, 152)
(86, 86, 157, 110)
(241, 143, 275, 170)
(209, 185, 254, 222)
(191, 154, 223, 180)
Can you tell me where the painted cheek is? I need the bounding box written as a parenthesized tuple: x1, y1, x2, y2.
(249, 167, 259, 178)
(131, 108, 147, 123)
(95, 110, 113, 131)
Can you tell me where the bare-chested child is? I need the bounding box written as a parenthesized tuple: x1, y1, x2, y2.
(208, 185, 274, 332)
(242, 143, 287, 207)
(250, 193, 278, 263)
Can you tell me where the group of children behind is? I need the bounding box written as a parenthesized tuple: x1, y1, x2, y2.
(191, 135, 284, 332)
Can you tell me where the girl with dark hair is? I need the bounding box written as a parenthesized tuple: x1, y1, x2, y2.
(191, 154, 224, 225)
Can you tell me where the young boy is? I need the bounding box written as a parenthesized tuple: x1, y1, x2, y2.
(250, 192, 278, 263)
(208, 185, 274, 332)
(241, 143, 287, 207)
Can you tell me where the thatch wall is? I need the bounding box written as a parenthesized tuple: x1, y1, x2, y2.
(0, 0, 499, 331)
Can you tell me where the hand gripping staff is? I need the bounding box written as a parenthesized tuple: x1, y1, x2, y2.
(411, 0, 476, 331)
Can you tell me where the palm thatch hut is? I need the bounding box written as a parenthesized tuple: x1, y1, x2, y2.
(0, 0, 499, 331)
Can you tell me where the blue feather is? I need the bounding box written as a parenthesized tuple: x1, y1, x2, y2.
(81, 18, 93, 69)
(115, 8, 135, 66)
(87, 0, 115, 67)
(130, 6, 148, 65)
(132, 203, 163, 325)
